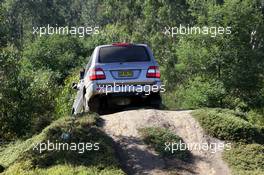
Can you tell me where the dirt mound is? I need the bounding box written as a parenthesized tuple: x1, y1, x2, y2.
(101, 109, 230, 175)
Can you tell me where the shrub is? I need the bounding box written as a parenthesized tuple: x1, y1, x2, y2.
(247, 110, 264, 128)
(0, 46, 21, 140)
(54, 70, 79, 118)
(22, 35, 88, 83)
(138, 127, 192, 162)
(192, 109, 264, 144)
(0, 47, 57, 139)
(20, 68, 59, 134)
(223, 143, 264, 175)
(166, 77, 226, 109)
(1, 45, 69, 140)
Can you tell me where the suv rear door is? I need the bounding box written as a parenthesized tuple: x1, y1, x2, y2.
(95, 44, 155, 82)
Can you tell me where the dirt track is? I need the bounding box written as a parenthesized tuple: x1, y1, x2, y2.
(101, 109, 230, 175)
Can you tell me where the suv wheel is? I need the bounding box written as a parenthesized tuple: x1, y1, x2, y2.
(147, 92, 162, 109)
(88, 96, 101, 113)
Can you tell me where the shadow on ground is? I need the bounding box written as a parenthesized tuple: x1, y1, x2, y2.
(110, 135, 197, 175)
(98, 101, 165, 115)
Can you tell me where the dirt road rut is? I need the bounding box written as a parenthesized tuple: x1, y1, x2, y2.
(101, 109, 230, 175)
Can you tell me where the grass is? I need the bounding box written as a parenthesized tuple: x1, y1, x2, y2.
(191, 108, 264, 144)
(223, 143, 264, 175)
(138, 127, 192, 162)
(3, 163, 124, 175)
(0, 113, 125, 175)
(192, 108, 264, 175)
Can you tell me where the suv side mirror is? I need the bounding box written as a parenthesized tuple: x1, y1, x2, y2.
(72, 82, 78, 90)
(80, 68, 85, 80)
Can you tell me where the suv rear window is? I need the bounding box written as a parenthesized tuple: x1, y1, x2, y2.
(99, 46, 150, 63)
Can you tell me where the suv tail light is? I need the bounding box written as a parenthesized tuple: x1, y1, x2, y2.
(146, 66, 160, 78)
(89, 68, 106, 80)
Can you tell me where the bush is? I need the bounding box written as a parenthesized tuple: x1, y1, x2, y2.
(19, 68, 59, 134)
(165, 77, 226, 109)
(1, 36, 88, 140)
(0, 46, 21, 140)
(1, 44, 70, 140)
(223, 143, 264, 175)
(54, 70, 79, 118)
(22, 35, 88, 83)
(192, 109, 264, 144)
(0, 47, 57, 139)
(247, 110, 264, 128)
(138, 127, 192, 162)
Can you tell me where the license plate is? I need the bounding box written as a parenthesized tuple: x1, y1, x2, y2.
(118, 70, 133, 77)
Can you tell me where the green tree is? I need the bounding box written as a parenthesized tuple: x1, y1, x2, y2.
(175, 0, 264, 109)
(0, 46, 22, 139)
(22, 35, 87, 83)
(1, 45, 60, 139)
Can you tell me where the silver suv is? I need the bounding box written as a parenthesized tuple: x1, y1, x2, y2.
(72, 43, 163, 114)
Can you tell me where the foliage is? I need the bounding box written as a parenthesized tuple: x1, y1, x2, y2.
(22, 35, 87, 83)
(0, 34, 89, 139)
(54, 70, 79, 118)
(175, 77, 226, 109)
(1, 1, 264, 174)
(247, 110, 264, 128)
(0, 45, 61, 139)
(0, 46, 21, 139)
(138, 127, 191, 161)
(0, 3, 9, 47)
(19, 68, 59, 134)
(192, 108, 264, 174)
(1, 0, 264, 142)
(0, 113, 125, 175)
(223, 143, 264, 175)
(174, 0, 264, 109)
(192, 108, 264, 144)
